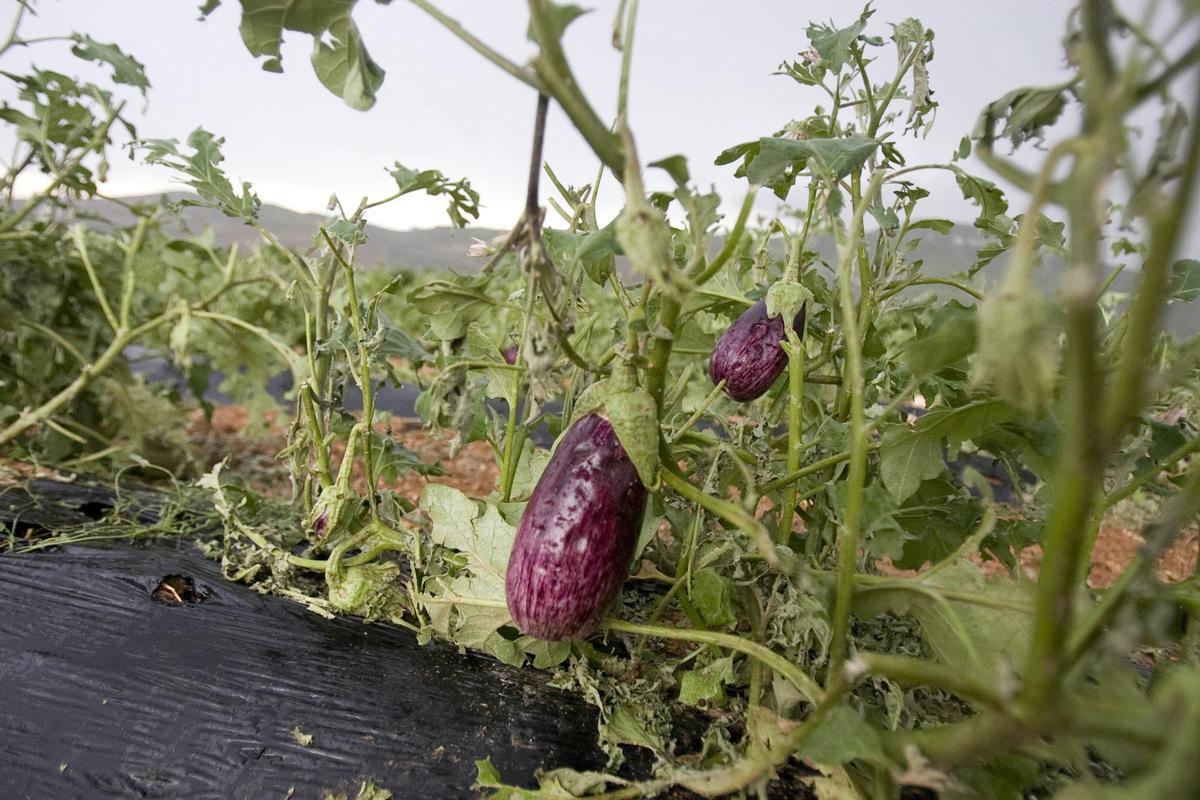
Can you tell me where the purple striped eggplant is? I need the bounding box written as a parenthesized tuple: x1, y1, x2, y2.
(504, 413, 647, 640)
(709, 298, 806, 402)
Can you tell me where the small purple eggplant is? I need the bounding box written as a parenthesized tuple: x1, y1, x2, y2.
(501, 343, 520, 365)
(505, 413, 647, 640)
(709, 298, 806, 402)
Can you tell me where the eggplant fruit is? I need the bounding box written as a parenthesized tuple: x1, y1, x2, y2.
(504, 413, 647, 640)
(709, 298, 806, 402)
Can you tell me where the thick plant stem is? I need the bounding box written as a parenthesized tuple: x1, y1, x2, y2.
(1023, 147, 1116, 712)
(827, 170, 885, 687)
(528, 0, 625, 178)
(1101, 77, 1200, 449)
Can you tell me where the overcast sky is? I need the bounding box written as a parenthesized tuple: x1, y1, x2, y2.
(0, 0, 1164, 240)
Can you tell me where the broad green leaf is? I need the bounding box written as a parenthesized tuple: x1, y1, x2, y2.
(1055, 672, 1200, 799)
(806, 7, 873, 73)
(907, 218, 955, 235)
(880, 400, 1017, 503)
(386, 163, 480, 227)
(324, 217, 367, 245)
(855, 561, 1032, 680)
(954, 170, 1008, 226)
(690, 567, 736, 627)
(220, 0, 386, 109)
(648, 154, 690, 186)
(747, 135, 879, 187)
(973, 85, 1067, 148)
(603, 704, 664, 752)
(900, 301, 976, 377)
(311, 16, 384, 111)
(794, 705, 889, 768)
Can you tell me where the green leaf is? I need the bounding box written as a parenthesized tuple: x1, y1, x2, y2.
(325, 217, 367, 245)
(900, 301, 976, 377)
(419, 485, 518, 650)
(806, 7, 873, 73)
(677, 655, 735, 705)
(880, 400, 1017, 503)
(311, 16, 384, 111)
(224, 0, 385, 109)
(954, 171, 1008, 226)
(854, 561, 1033, 681)
(907, 218, 955, 235)
(1168, 259, 1200, 302)
(386, 163, 480, 227)
(648, 154, 690, 186)
(973, 85, 1067, 148)
(747, 135, 879, 187)
(138, 129, 260, 221)
(69, 35, 150, 96)
(794, 705, 889, 768)
(603, 704, 664, 753)
(690, 567, 736, 627)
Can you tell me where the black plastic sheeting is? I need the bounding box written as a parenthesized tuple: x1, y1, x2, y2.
(0, 542, 621, 798)
(0, 478, 826, 799)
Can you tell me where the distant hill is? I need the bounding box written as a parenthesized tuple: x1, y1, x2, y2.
(75, 192, 1195, 336)
(75, 192, 507, 272)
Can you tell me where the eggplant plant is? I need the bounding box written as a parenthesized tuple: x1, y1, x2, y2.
(174, 1, 1200, 798)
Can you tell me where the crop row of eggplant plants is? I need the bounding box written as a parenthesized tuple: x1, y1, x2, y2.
(3, 1, 1200, 797)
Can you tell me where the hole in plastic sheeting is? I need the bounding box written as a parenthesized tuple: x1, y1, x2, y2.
(151, 574, 210, 605)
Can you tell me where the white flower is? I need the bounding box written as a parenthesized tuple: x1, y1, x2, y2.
(465, 238, 493, 258)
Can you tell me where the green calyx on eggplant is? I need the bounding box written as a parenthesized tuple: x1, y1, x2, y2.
(504, 412, 647, 640)
(709, 298, 806, 402)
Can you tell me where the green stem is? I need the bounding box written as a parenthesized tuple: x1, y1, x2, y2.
(759, 444, 881, 494)
(660, 465, 777, 567)
(528, 0, 625, 178)
(828, 169, 885, 686)
(602, 619, 820, 702)
(407, 0, 544, 90)
(692, 187, 757, 285)
(858, 651, 1007, 709)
